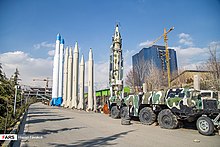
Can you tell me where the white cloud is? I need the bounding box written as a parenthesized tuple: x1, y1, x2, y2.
(209, 41, 220, 50)
(172, 39, 220, 70)
(83, 60, 108, 90)
(1, 39, 217, 90)
(123, 49, 135, 73)
(171, 46, 209, 70)
(33, 41, 55, 49)
(0, 51, 53, 87)
(0, 50, 122, 90)
(94, 61, 109, 89)
(178, 33, 193, 46)
(138, 40, 153, 48)
(48, 50, 55, 56)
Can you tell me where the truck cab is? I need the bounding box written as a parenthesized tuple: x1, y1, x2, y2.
(200, 90, 220, 109)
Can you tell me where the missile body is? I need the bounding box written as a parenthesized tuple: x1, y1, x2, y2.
(72, 42, 79, 109)
(109, 25, 123, 103)
(78, 55, 85, 110)
(51, 34, 61, 105)
(66, 47, 73, 108)
(87, 48, 94, 111)
(62, 47, 69, 107)
(57, 39, 64, 106)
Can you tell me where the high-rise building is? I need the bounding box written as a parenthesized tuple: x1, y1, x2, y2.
(132, 45, 178, 86)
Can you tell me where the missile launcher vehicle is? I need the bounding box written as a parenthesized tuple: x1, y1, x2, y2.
(119, 88, 220, 135)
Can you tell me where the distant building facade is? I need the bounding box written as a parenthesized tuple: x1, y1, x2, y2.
(170, 70, 212, 88)
(132, 45, 178, 86)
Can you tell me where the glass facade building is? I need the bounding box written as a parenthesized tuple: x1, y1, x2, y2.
(132, 45, 178, 86)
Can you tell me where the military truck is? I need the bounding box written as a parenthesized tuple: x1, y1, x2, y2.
(108, 95, 127, 119)
(120, 88, 220, 135)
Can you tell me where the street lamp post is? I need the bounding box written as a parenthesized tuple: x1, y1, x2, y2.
(4, 100, 9, 134)
(13, 85, 18, 117)
(21, 90, 24, 106)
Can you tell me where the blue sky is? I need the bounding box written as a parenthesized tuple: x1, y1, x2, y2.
(0, 0, 220, 88)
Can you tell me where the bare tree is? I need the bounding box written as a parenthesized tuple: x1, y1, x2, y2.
(131, 58, 164, 91)
(206, 44, 220, 90)
(133, 58, 148, 87)
(125, 68, 135, 88)
(144, 60, 163, 90)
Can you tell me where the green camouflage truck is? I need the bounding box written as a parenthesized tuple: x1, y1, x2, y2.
(112, 88, 220, 135)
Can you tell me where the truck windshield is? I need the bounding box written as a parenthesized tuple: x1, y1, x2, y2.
(201, 92, 211, 98)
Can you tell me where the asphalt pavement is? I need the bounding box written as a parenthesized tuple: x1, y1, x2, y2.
(14, 102, 220, 147)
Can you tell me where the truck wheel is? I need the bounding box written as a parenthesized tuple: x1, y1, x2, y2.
(196, 116, 214, 136)
(120, 106, 129, 118)
(139, 107, 156, 125)
(111, 106, 120, 119)
(158, 109, 178, 129)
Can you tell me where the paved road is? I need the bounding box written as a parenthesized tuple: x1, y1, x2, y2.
(16, 102, 219, 147)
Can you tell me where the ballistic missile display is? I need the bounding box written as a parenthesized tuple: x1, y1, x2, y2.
(62, 47, 69, 107)
(51, 34, 95, 109)
(57, 39, 64, 105)
(51, 34, 61, 105)
(72, 42, 79, 109)
(109, 24, 124, 103)
(66, 47, 73, 107)
(87, 48, 94, 111)
(78, 54, 85, 110)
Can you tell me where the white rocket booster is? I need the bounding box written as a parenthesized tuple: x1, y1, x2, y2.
(66, 47, 73, 108)
(78, 54, 85, 110)
(52, 34, 61, 104)
(62, 47, 69, 107)
(58, 39, 64, 104)
(72, 42, 79, 108)
(87, 48, 94, 111)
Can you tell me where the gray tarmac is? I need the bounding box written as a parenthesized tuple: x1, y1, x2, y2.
(15, 102, 220, 147)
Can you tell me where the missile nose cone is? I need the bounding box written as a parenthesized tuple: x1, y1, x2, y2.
(89, 48, 93, 60)
(61, 39, 65, 44)
(114, 24, 121, 40)
(74, 42, 79, 52)
(57, 33, 61, 41)
(115, 24, 119, 32)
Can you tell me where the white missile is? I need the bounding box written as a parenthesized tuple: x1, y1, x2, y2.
(62, 47, 69, 107)
(57, 38, 64, 105)
(66, 47, 73, 108)
(51, 33, 61, 105)
(109, 24, 123, 103)
(87, 48, 94, 111)
(72, 42, 79, 109)
(78, 54, 85, 110)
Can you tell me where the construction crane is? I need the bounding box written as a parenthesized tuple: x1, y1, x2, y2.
(33, 77, 52, 95)
(148, 27, 174, 87)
